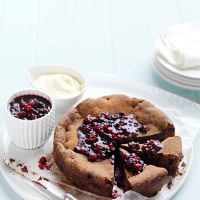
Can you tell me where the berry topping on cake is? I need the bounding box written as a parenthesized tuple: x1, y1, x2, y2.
(142, 140, 163, 155)
(74, 113, 147, 161)
(121, 152, 146, 174)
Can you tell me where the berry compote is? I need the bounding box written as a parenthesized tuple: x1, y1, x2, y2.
(142, 139, 163, 155)
(74, 112, 147, 162)
(121, 152, 145, 175)
(9, 94, 51, 120)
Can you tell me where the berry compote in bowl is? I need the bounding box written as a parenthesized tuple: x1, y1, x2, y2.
(5, 89, 55, 149)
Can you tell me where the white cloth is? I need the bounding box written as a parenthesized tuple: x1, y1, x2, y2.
(155, 22, 200, 69)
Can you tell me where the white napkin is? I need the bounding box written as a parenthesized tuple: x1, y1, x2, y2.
(155, 22, 200, 69)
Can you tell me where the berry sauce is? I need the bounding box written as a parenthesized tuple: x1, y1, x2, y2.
(142, 139, 163, 155)
(74, 113, 147, 162)
(128, 140, 163, 156)
(128, 141, 140, 152)
(9, 94, 51, 120)
(121, 152, 145, 175)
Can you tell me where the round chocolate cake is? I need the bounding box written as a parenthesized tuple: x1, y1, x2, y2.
(53, 95, 182, 198)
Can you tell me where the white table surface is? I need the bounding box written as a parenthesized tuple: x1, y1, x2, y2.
(0, 0, 200, 199)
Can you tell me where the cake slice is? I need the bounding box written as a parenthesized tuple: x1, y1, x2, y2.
(123, 136, 183, 176)
(148, 136, 183, 176)
(120, 148, 168, 197)
(128, 165, 168, 197)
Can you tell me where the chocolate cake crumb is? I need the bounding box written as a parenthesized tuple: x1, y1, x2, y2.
(43, 177, 49, 181)
(181, 161, 186, 167)
(178, 171, 183, 176)
(10, 158, 15, 163)
(32, 181, 47, 189)
(167, 179, 173, 189)
(21, 166, 28, 173)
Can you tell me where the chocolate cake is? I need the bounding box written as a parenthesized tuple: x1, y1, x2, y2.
(53, 94, 182, 198)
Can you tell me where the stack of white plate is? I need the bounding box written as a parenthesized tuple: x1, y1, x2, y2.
(153, 56, 200, 90)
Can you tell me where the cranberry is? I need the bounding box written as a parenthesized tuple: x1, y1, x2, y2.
(38, 163, 45, 170)
(39, 156, 47, 164)
(94, 145, 103, 153)
(38, 113, 43, 118)
(123, 153, 145, 174)
(87, 135, 98, 144)
(80, 125, 90, 134)
(88, 154, 98, 162)
(26, 105, 32, 112)
(21, 166, 28, 173)
(42, 108, 49, 114)
(128, 141, 140, 151)
(20, 100, 27, 108)
(142, 140, 162, 155)
(133, 163, 143, 170)
(29, 100, 36, 107)
(30, 113, 37, 120)
(38, 156, 51, 170)
(17, 111, 26, 119)
(114, 134, 123, 142)
(9, 95, 51, 120)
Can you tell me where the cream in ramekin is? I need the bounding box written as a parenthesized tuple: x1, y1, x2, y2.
(5, 89, 55, 149)
(26, 66, 86, 113)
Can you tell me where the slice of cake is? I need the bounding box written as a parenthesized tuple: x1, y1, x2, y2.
(123, 136, 183, 176)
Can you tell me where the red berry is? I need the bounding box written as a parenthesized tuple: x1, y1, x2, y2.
(94, 145, 103, 152)
(20, 100, 27, 108)
(26, 105, 32, 112)
(133, 163, 142, 170)
(37, 113, 43, 118)
(80, 125, 89, 134)
(30, 114, 36, 120)
(114, 134, 123, 142)
(88, 154, 97, 162)
(42, 108, 48, 114)
(17, 111, 26, 119)
(39, 156, 47, 164)
(29, 100, 36, 107)
(38, 163, 45, 170)
(88, 135, 98, 143)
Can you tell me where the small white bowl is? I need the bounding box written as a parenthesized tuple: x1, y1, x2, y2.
(5, 89, 55, 149)
(26, 65, 86, 113)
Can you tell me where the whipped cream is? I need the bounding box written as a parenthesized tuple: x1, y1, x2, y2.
(34, 74, 83, 99)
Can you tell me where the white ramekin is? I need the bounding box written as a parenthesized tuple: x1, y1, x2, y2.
(5, 89, 55, 149)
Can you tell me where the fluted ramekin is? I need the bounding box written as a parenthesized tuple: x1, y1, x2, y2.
(5, 89, 55, 149)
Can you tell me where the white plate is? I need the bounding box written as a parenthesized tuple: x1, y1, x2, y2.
(155, 57, 200, 85)
(154, 40, 200, 80)
(153, 58, 200, 90)
(1, 73, 200, 200)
